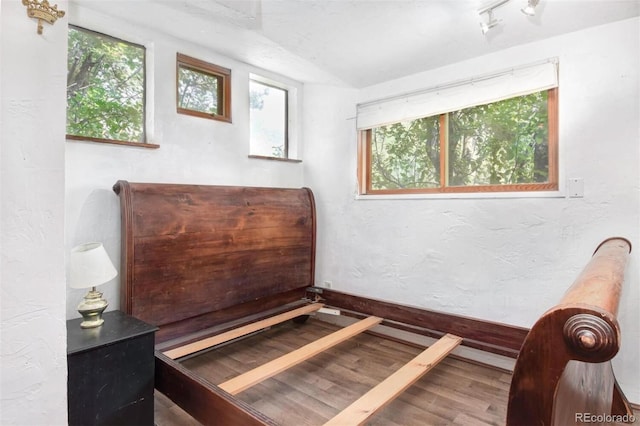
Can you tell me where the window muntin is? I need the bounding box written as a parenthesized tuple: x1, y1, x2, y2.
(249, 79, 288, 159)
(361, 88, 558, 194)
(176, 53, 231, 123)
(66, 26, 146, 144)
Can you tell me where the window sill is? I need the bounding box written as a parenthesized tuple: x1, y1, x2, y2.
(356, 190, 566, 200)
(248, 155, 302, 163)
(66, 135, 160, 149)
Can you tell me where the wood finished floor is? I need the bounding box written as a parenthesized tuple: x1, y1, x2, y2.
(154, 317, 513, 425)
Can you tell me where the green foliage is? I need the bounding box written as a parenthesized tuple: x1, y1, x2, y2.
(371, 116, 440, 190)
(448, 91, 548, 186)
(370, 91, 549, 190)
(177, 66, 220, 115)
(67, 27, 145, 142)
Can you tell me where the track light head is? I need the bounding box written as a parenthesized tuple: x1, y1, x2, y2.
(480, 17, 500, 34)
(477, 0, 509, 35)
(479, 9, 501, 34)
(521, 0, 539, 16)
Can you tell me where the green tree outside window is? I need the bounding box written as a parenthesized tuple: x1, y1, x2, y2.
(67, 26, 145, 143)
(368, 90, 554, 193)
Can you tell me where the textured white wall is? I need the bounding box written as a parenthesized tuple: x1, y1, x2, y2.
(0, 0, 68, 424)
(65, 5, 305, 318)
(304, 18, 640, 402)
(3, 2, 635, 422)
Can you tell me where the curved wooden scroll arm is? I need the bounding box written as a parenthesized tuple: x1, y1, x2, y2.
(506, 237, 632, 426)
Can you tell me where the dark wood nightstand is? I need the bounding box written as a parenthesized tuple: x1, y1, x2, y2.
(67, 310, 158, 426)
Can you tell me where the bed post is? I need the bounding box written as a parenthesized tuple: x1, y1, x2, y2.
(112, 180, 134, 314)
(506, 237, 633, 426)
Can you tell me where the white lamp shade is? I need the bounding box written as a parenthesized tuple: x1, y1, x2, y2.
(69, 242, 118, 289)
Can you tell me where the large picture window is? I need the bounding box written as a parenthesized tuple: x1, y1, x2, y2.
(357, 61, 558, 195)
(66, 26, 147, 146)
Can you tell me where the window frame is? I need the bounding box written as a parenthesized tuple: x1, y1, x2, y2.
(358, 88, 559, 195)
(176, 53, 232, 123)
(249, 77, 290, 160)
(248, 73, 302, 162)
(66, 25, 154, 148)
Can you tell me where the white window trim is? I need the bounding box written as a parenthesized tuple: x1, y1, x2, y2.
(249, 72, 301, 161)
(69, 11, 157, 146)
(355, 190, 566, 201)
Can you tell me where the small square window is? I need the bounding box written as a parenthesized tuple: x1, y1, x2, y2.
(249, 79, 288, 158)
(177, 53, 231, 123)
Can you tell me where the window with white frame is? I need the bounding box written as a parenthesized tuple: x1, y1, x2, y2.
(357, 60, 559, 195)
(249, 75, 291, 160)
(66, 25, 148, 146)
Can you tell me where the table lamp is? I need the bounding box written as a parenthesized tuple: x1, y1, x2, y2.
(69, 242, 118, 328)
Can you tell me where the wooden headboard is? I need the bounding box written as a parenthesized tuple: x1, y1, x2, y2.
(113, 181, 316, 343)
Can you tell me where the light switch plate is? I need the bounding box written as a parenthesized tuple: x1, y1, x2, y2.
(567, 178, 584, 198)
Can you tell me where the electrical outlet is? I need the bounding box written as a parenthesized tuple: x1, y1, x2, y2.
(323, 280, 332, 289)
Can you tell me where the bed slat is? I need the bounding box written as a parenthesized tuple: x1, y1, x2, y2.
(324, 333, 463, 426)
(219, 316, 383, 395)
(163, 303, 324, 359)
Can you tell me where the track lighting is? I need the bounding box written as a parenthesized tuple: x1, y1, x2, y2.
(478, 0, 541, 34)
(521, 0, 539, 16)
(480, 9, 500, 35)
(478, 0, 510, 34)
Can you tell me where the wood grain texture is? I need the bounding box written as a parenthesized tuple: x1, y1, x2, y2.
(161, 319, 638, 426)
(113, 181, 316, 342)
(219, 316, 383, 395)
(115, 180, 634, 426)
(155, 351, 278, 426)
(178, 318, 513, 426)
(324, 333, 462, 426)
(320, 289, 527, 357)
(156, 291, 309, 344)
(164, 303, 324, 359)
(560, 237, 631, 317)
(507, 237, 633, 426)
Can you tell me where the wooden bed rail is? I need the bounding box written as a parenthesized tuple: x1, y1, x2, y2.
(507, 237, 633, 426)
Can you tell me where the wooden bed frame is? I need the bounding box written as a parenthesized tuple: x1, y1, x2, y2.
(113, 180, 634, 425)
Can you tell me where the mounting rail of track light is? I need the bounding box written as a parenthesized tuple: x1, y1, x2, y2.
(478, 0, 540, 35)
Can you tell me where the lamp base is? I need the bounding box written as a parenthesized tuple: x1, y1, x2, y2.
(78, 287, 108, 329)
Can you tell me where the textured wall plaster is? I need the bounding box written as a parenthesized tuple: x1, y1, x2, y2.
(65, 5, 305, 319)
(303, 18, 640, 402)
(0, 0, 68, 424)
(63, 3, 639, 410)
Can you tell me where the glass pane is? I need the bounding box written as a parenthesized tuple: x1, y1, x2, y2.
(250, 80, 287, 158)
(448, 91, 549, 186)
(177, 66, 221, 115)
(369, 117, 440, 190)
(66, 27, 145, 142)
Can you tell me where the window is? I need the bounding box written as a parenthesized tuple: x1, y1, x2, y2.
(67, 26, 147, 146)
(177, 53, 231, 123)
(357, 61, 558, 195)
(249, 77, 289, 159)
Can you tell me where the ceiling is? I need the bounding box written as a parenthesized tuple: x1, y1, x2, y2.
(73, 0, 640, 88)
